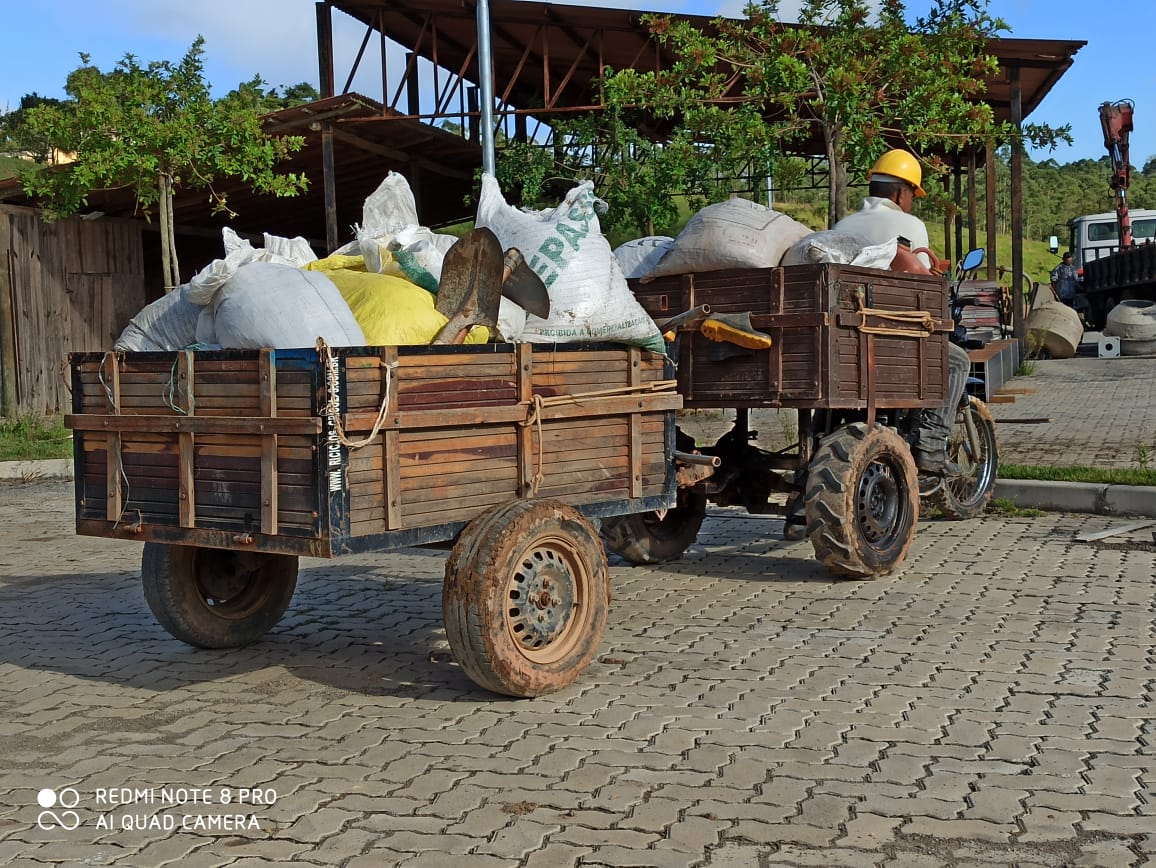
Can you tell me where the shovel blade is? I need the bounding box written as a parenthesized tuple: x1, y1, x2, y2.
(433, 228, 503, 343)
(500, 249, 551, 319)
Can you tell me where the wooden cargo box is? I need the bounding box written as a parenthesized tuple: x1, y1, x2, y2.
(629, 264, 950, 411)
(67, 343, 679, 557)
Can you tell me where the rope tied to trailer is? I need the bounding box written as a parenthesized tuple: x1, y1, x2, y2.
(519, 394, 547, 496)
(853, 293, 936, 338)
(317, 338, 398, 450)
(518, 379, 680, 497)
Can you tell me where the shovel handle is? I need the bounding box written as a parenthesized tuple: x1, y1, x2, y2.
(501, 248, 525, 284)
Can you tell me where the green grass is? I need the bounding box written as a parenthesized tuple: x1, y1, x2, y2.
(999, 463, 1156, 487)
(0, 155, 35, 181)
(988, 498, 1045, 518)
(0, 416, 72, 461)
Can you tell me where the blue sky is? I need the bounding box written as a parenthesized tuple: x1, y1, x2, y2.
(2, 0, 1154, 167)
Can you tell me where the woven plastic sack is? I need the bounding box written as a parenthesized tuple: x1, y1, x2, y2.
(476, 174, 664, 352)
(114, 288, 202, 352)
(646, 198, 811, 278)
(613, 236, 675, 279)
(307, 255, 487, 346)
(197, 261, 365, 349)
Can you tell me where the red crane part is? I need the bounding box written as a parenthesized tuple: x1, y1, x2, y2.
(1099, 99, 1135, 250)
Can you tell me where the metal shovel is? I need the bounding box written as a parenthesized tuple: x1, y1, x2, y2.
(432, 228, 505, 345)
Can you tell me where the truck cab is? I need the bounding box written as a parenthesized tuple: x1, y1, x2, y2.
(1062, 208, 1156, 272)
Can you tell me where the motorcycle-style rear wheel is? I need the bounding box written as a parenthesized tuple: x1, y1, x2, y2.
(804, 423, 918, 578)
(927, 396, 998, 520)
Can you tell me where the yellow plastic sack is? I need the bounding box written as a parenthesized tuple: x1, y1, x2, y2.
(306, 255, 488, 345)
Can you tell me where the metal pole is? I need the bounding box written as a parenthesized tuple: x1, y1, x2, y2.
(476, 0, 497, 176)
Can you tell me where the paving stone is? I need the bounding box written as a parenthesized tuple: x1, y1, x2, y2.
(4, 471, 1156, 867)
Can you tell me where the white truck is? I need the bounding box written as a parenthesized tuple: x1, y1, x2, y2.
(1051, 208, 1156, 329)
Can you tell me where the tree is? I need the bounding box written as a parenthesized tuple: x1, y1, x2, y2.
(0, 93, 66, 162)
(18, 38, 309, 290)
(589, 0, 1070, 227)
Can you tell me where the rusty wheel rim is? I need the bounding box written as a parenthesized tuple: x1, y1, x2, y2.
(503, 532, 591, 665)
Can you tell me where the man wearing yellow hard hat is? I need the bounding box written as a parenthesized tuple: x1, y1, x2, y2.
(834, 149, 968, 474)
(833, 148, 932, 269)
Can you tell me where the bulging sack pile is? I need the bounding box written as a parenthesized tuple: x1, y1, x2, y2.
(116, 171, 665, 354)
(476, 175, 665, 353)
(643, 198, 811, 279)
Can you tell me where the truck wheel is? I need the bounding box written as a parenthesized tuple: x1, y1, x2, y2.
(443, 500, 610, 697)
(927, 397, 999, 520)
(600, 489, 706, 564)
(141, 543, 298, 648)
(804, 423, 918, 578)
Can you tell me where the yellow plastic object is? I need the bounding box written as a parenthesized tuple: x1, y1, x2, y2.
(307, 257, 487, 345)
(867, 149, 926, 197)
(700, 317, 773, 350)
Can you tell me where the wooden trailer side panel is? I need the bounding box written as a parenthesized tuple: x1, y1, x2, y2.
(67, 344, 679, 557)
(340, 345, 677, 543)
(629, 264, 949, 410)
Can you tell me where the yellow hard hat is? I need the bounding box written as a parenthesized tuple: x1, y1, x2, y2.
(868, 149, 926, 198)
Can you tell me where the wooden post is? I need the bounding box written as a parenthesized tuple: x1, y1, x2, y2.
(516, 343, 535, 497)
(967, 147, 978, 254)
(0, 211, 19, 417)
(628, 347, 643, 498)
(103, 353, 123, 522)
(985, 143, 998, 282)
(177, 350, 196, 529)
(1010, 66, 1026, 344)
(259, 349, 279, 537)
(382, 347, 401, 529)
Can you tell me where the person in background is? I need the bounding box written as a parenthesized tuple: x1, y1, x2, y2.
(833, 149, 968, 474)
(1050, 251, 1080, 306)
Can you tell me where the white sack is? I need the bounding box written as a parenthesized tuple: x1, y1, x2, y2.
(646, 198, 812, 278)
(114, 288, 202, 352)
(359, 171, 420, 236)
(781, 230, 872, 266)
(185, 228, 316, 305)
(476, 174, 664, 352)
(341, 173, 458, 282)
(201, 261, 365, 350)
(850, 238, 899, 270)
(613, 236, 675, 279)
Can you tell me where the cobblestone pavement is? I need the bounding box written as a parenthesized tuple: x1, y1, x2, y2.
(678, 355, 1156, 472)
(2, 479, 1155, 867)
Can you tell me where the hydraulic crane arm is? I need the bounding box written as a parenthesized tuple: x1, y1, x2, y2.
(1099, 99, 1135, 250)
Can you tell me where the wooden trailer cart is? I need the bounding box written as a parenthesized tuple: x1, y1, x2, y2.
(65, 262, 961, 696)
(610, 262, 957, 578)
(66, 342, 680, 696)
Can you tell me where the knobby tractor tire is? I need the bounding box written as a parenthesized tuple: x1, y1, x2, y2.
(600, 489, 707, 565)
(443, 500, 610, 697)
(804, 423, 919, 579)
(141, 543, 298, 648)
(927, 396, 999, 520)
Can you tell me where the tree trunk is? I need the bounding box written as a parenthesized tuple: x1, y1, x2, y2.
(824, 125, 849, 226)
(165, 173, 180, 287)
(159, 173, 173, 292)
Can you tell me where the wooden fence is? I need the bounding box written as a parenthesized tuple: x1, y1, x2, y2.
(1, 205, 146, 416)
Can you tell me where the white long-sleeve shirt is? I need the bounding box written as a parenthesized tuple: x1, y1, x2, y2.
(832, 196, 932, 268)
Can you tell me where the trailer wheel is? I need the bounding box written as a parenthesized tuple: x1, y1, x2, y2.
(804, 423, 918, 578)
(443, 500, 609, 697)
(142, 543, 298, 648)
(600, 489, 706, 564)
(926, 397, 999, 520)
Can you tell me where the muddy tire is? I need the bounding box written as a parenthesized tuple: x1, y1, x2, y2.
(141, 543, 298, 648)
(601, 489, 706, 564)
(443, 500, 610, 697)
(804, 423, 918, 578)
(927, 397, 999, 520)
